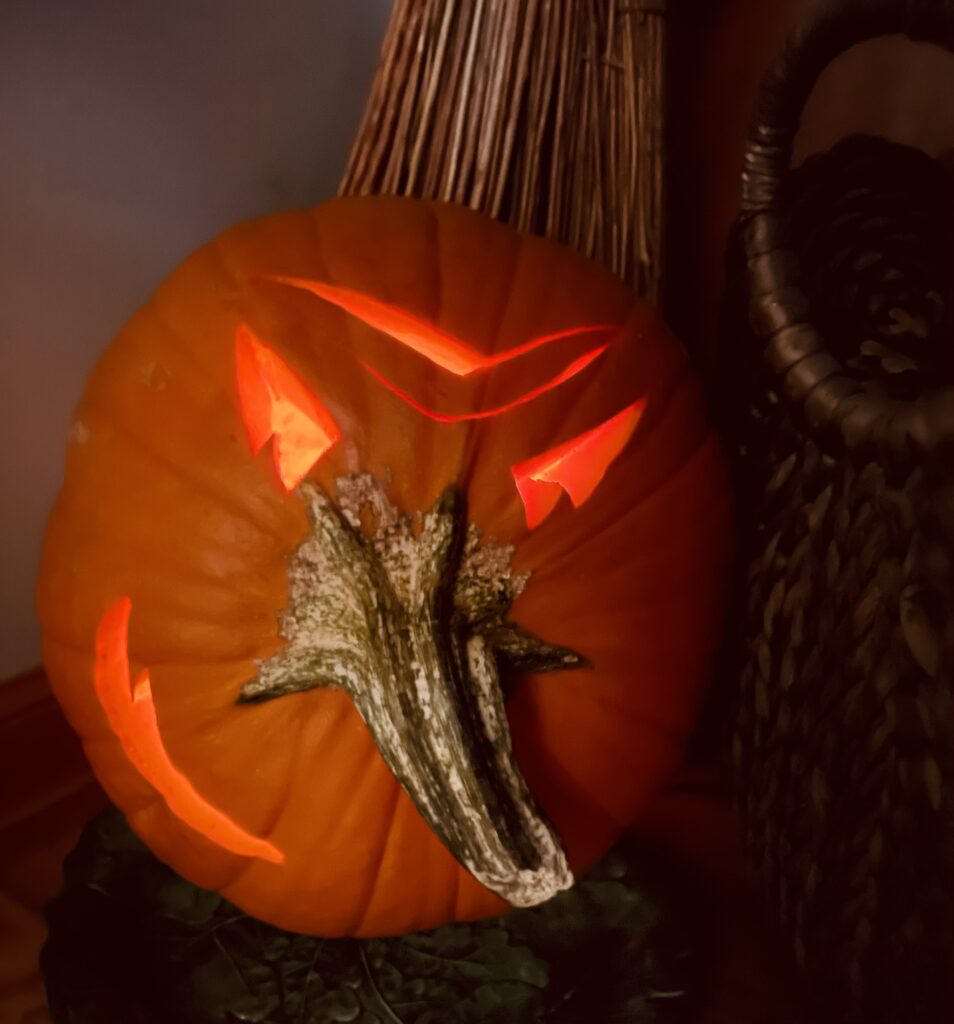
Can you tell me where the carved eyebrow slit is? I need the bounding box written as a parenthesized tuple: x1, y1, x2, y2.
(235, 325, 340, 491)
(360, 343, 611, 423)
(512, 400, 647, 529)
(271, 276, 620, 376)
(94, 597, 285, 864)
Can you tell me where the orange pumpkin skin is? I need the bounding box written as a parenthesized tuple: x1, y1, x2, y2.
(37, 196, 731, 937)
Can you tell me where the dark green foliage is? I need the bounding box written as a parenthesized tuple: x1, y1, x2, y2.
(41, 808, 693, 1024)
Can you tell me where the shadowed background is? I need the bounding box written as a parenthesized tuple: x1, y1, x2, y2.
(3, 0, 954, 679)
(0, 0, 390, 677)
(3, 3, 954, 1022)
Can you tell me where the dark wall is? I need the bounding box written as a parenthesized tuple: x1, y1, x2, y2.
(665, 0, 954, 363)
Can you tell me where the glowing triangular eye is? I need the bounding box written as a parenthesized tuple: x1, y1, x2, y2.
(512, 400, 646, 529)
(272, 276, 620, 376)
(235, 325, 340, 491)
(94, 597, 284, 863)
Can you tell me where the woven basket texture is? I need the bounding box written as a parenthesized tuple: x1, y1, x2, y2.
(722, 128, 953, 1023)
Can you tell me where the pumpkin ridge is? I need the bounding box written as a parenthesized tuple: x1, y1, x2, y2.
(75, 399, 293, 548)
(44, 521, 279, 606)
(351, 772, 405, 936)
(42, 625, 261, 670)
(529, 388, 720, 575)
(448, 850, 468, 923)
(145, 239, 250, 388)
(89, 752, 164, 818)
(280, 205, 372, 438)
(141, 296, 229, 398)
(444, 213, 524, 485)
(300, 206, 376, 438)
(215, 703, 350, 904)
(568, 450, 729, 577)
(245, 709, 307, 854)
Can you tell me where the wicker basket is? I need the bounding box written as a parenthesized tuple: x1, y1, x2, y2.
(721, 1, 954, 1021)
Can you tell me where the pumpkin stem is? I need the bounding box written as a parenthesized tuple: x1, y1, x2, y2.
(239, 473, 582, 907)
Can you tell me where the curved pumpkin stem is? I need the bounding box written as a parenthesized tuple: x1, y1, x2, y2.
(239, 474, 583, 906)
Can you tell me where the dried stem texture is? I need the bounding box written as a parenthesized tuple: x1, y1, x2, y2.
(340, 0, 666, 301)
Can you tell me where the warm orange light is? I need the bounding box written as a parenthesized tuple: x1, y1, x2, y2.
(272, 276, 620, 377)
(360, 344, 610, 422)
(235, 325, 340, 491)
(512, 400, 647, 529)
(94, 597, 285, 864)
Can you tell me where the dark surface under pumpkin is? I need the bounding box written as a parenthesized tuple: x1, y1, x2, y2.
(41, 806, 695, 1024)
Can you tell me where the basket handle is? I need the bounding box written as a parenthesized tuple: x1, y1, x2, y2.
(740, 0, 954, 465)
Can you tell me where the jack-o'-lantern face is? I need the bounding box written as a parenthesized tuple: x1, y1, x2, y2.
(39, 196, 731, 937)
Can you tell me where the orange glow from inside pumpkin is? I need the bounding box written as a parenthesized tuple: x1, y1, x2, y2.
(94, 597, 285, 864)
(235, 325, 340, 491)
(360, 343, 611, 422)
(512, 400, 647, 529)
(272, 276, 620, 377)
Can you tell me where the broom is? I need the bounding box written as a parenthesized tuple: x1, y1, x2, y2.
(339, 0, 666, 302)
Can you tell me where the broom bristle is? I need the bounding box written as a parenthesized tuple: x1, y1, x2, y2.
(340, 0, 666, 301)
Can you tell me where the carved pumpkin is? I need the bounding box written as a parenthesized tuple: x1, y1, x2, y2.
(37, 196, 731, 937)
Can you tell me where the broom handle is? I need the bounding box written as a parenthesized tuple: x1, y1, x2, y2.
(739, 0, 954, 465)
